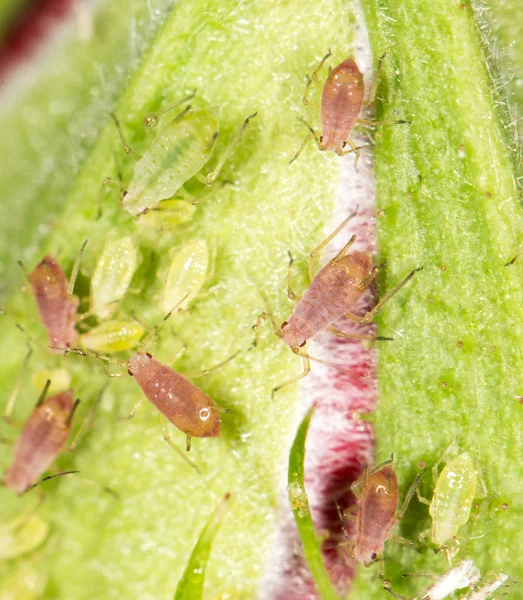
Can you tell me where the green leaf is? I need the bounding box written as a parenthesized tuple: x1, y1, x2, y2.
(174, 493, 231, 600)
(288, 405, 340, 600)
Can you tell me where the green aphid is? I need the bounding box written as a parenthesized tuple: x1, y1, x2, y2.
(120, 103, 256, 217)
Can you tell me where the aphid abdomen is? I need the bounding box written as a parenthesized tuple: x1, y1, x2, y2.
(430, 453, 477, 546)
(29, 256, 78, 349)
(128, 353, 220, 438)
(123, 109, 219, 216)
(321, 57, 365, 153)
(353, 466, 398, 563)
(4, 391, 74, 495)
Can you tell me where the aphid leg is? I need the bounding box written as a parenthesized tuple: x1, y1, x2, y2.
(271, 353, 310, 398)
(68, 239, 88, 298)
(287, 251, 302, 301)
(350, 463, 369, 497)
(474, 457, 488, 499)
(126, 398, 143, 420)
(289, 134, 313, 164)
(397, 468, 426, 519)
(204, 112, 258, 187)
(389, 534, 418, 551)
(162, 425, 201, 473)
(4, 344, 33, 423)
(354, 267, 423, 326)
(290, 118, 321, 164)
(382, 580, 409, 600)
(309, 210, 358, 280)
(143, 89, 197, 127)
(109, 112, 132, 154)
(252, 311, 283, 346)
(364, 52, 386, 107)
(98, 177, 124, 219)
(303, 49, 332, 107)
(69, 384, 108, 451)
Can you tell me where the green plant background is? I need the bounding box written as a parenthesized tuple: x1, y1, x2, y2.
(0, 0, 522, 598)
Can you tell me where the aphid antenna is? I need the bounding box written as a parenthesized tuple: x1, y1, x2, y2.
(204, 111, 258, 187)
(309, 208, 359, 265)
(183, 346, 243, 380)
(68, 239, 88, 298)
(3, 342, 33, 423)
(26, 470, 80, 494)
(109, 112, 132, 155)
(138, 292, 191, 351)
(143, 89, 197, 127)
(52, 346, 126, 368)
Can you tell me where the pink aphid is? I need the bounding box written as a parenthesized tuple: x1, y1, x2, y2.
(319, 56, 365, 154)
(291, 52, 408, 163)
(346, 460, 424, 566)
(4, 384, 80, 495)
(280, 250, 375, 349)
(27, 256, 78, 350)
(351, 462, 399, 565)
(127, 352, 221, 440)
(255, 213, 420, 394)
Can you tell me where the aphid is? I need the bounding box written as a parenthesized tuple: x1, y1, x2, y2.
(79, 320, 144, 354)
(463, 572, 508, 600)
(4, 380, 80, 495)
(61, 305, 239, 452)
(383, 559, 481, 600)
(161, 239, 212, 313)
(416, 441, 486, 557)
(254, 211, 421, 394)
(343, 459, 424, 566)
(90, 236, 138, 319)
(137, 198, 196, 231)
(0, 513, 49, 559)
(112, 96, 257, 217)
(22, 255, 79, 350)
(291, 51, 408, 163)
(20, 243, 143, 356)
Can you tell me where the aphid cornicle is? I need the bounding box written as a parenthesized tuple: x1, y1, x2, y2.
(4, 381, 80, 495)
(111, 97, 257, 218)
(254, 212, 421, 394)
(291, 51, 408, 163)
(383, 559, 481, 600)
(345, 459, 424, 566)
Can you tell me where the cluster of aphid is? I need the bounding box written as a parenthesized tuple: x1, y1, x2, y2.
(0, 52, 510, 599)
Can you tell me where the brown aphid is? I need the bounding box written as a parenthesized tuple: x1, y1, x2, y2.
(4, 381, 80, 495)
(127, 352, 220, 440)
(26, 256, 79, 350)
(291, 51, 408, 163)
(254, 212, 421, 395)
(346, 460, 424, 566)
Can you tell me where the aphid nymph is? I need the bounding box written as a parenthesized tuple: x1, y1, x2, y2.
(291, 51, 408, 163)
